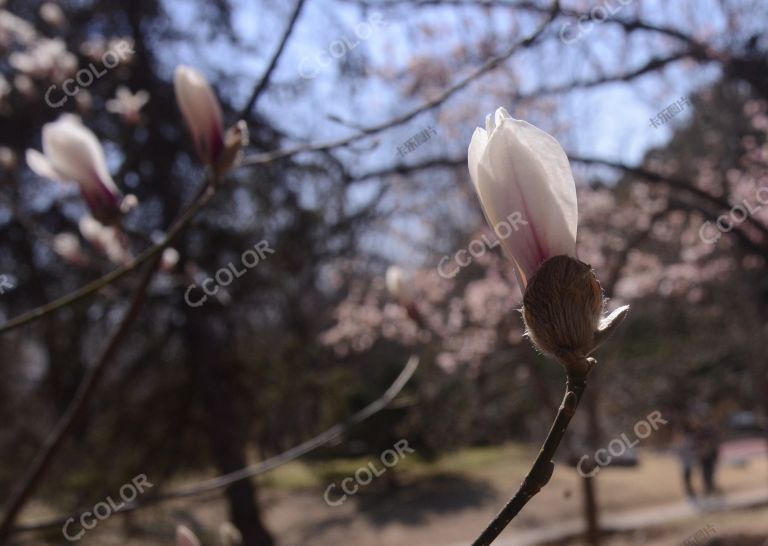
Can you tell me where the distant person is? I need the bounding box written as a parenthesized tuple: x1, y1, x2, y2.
(696, 422, 720, 496)
(678, 420, 698, 500)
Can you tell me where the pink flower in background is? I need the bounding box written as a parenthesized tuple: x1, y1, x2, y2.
(106, 85, 149, 125)
(468, 107, 578, 287)
(79, 216, 132, 265)
(385, 265, 413, 304)
(25, 114, 124, 224)
(174, 65, 225, 167)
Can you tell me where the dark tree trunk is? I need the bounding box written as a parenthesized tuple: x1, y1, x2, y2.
(186, 314, 274, 546)
(581, 380, 602, 545)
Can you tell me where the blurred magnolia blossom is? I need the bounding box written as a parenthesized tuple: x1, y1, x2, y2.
(25, 114, 126, 224)
(13, 74, 35, 98)
(0, 10, 37, 48)
(52, 232, 88, 266)
(39, 2, 66, 27)
(79, 37, 135, 62)
(9, 37, 76, 80)
(79, 216, 132, 265)
(174, 65, 248, 175)
(385, 265, 412, 303)
(0, 145, 16, 170)
(160, 247, 180, 272)
(106, 86, 149, 124)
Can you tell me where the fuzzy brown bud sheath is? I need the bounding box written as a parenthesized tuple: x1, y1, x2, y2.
(523, 256, 601, 374)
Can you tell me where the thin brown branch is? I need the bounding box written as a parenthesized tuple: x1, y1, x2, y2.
(0, 254, 163, 544)
(240, 1, 560, 166)
(239, 0, 307, 117)
(10, 356, 420, 534)
(471, 370, 589, 546)
(0, 182, 216, 335)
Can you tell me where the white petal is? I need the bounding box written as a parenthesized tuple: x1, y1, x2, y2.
(467, 127, 488, 191)
(493, 106, 511, 127)
(174, 66, 224, 163)
(26, 149, 64, 181)
(472, 115, 578, 283)
(41, 116, 117, 194)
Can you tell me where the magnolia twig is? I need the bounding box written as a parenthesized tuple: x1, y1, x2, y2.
(10, 356, 420, 534)
(470, 369, 589, 546)
(0, 182, 215, 335)
(0, 176, 218, 542)
(0, 255, 163, 544)
(239, 0, 307, 117)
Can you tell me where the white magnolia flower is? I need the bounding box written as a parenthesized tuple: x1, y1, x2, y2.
(174, 66, 225, 167)
(385, 265, 412, 303)
(175, 525, 201, 546)
(468, 107, 578, 287)
(106, 86, 149, 124)
(26, 115, 124, 224)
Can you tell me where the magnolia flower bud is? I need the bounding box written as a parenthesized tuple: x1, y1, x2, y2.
(52, 232, 88, 266)
(385, 266, 411, 303)
(174, 66, 225, 167)
(26, 115, 124, 224)
(385, 265, 424, 327)
(468, 108, 628, 374)
(215, 120, 249, 176)
(175, 526, 201, 546)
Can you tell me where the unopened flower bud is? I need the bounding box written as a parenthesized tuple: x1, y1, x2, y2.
(523, 255, 629, 374)
(215, 120, 249, 176)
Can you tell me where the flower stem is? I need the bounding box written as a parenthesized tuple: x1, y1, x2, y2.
(470, 370, 589, 546)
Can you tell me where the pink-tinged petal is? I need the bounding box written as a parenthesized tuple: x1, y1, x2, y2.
(176, 526, 201, 546)
(174, 66, 225, 166)
(469, 108, 578, 285)
(25, 149, 63, 181)
(27, 116, 123, 223)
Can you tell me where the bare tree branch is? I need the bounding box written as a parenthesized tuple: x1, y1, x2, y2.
(10, 356, 420, 535)
(239, 0, 308, 118)
(240, 1, 560, 166)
